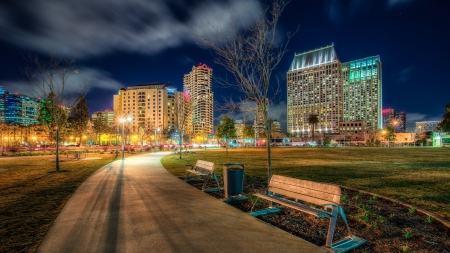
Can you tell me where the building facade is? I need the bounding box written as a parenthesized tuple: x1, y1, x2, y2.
(382, 108, 396, 129)
(183, 63, 213, 136)
(287, 44, 382, 136)
(287, 45, 342, 136)
(0, 87, 40, 126)
(342, 56, 382, 129)
(113, 83, 177, 134)
(415, 121, 440, 133)
(382, 108, 407, 132)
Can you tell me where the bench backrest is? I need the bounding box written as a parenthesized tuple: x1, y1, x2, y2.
(195, 160, 215, 173)
(269, 175, 341, 206)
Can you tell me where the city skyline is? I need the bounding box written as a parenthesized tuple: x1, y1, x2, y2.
(0, 0, 449, 131)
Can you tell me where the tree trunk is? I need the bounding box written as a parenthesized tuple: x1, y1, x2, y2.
(56, 128, 60, 173)
(179, 132, 183, 160)
(312, 125, 315, 143)
(225, 137, 228, 156)
(266, 120, 272, 184)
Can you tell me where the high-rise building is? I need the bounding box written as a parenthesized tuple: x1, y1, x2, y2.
(0, 87, 40, 126)
(342, 56, 382, 129)
(183, 63, 213, 136)
(395, 112, 406, 133)
(382, 108, 407, 132)
(113, 82, 177, 133)
(287, 45, 342, 135)
(382, 108, 396, 129)
(287, 44, 382, 136)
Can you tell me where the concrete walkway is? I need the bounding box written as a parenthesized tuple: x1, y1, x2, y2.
(37, 152, 327, 253)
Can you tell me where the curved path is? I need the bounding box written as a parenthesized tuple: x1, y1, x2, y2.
(38, 152, 326, 253)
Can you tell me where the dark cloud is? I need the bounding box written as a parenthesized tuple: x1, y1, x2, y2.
(0, 0, 261, 58)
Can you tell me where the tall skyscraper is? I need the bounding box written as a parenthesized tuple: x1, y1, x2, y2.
(287, 45, 342, 135)
(183, 63, 213, 136)
(113, 82, 176, 133)
(395, 112, 407, 133)
(382, 108, 396, 129)
(287, 44, 382, 136)
(342, 56, 382, 129)
(382, 108, 407, 132)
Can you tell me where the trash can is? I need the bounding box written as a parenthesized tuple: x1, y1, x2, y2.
(223, 163, 247, 201)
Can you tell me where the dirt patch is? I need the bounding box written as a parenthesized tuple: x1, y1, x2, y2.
(184, 176, 450, 252)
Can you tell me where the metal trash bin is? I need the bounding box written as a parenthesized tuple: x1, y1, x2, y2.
(223, 163, 247, 201)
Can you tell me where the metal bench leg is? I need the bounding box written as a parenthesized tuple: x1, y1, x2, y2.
(325, 205, 339, 248)
(201, 173, 211, 191)
(213, 173, 220, 188)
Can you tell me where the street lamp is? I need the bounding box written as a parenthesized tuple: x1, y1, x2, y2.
(119, 116, 132, 160)
(154, 127, 160, 152)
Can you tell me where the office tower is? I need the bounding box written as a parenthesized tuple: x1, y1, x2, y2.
(382, 108, 396, 129)
(183, 63, 213, 136)
(113, 82, 176, 134)
(287, 44, 382, 136)
(395, 112, 406, 133)
(342, 56, 382, 129)
(382, 108, 406, 132)
(287, 44, 342, 136)
(0, 86, 40, 126)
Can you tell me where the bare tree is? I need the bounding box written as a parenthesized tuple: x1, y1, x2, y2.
(196, 0, 296, 181)
(174, 90, 192, 159)
(26, 55, 87, 172)
(137, 118, 154, 147)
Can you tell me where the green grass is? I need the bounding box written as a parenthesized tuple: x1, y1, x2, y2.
(162, 147, 450, 220)
(0, 153, 132, 253)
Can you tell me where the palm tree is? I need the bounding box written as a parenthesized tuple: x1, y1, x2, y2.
(308, 114, 319, 143)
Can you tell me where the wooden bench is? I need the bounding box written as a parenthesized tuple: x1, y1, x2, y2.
(185, 160, 220, 191)
(251, 175, 365, 252)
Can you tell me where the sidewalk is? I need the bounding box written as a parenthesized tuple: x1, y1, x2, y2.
(37, 152, 327, 253)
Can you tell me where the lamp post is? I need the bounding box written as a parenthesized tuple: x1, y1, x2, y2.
(119, 116, 132, 160)
(154, 127, 160, 152)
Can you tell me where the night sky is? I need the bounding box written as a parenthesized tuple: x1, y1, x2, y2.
(0, 0, 449, 131)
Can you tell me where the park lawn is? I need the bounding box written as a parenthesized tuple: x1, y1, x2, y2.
(0, 153, 136, 253)
(161, 147, 450, 220)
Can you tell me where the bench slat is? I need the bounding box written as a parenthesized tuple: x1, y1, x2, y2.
(254, 193, 331, 218)
(185, 170, 208, 176)
(270, 175, 341, 205)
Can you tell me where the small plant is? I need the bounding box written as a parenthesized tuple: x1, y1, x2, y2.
(378, 215, 385, 223)
(401, 245, 409, 252)
(372, 221, 378, 229)
(389, 213, 395, 219)
(404, 231, 412, 239)
(355, 203, 373, 224)
(341, 193, 350, 205)
(408, 207, 416, 214)
(425, 215, 433, 223)
(368, 195, 378, 205)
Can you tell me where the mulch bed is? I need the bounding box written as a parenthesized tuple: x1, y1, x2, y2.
(183, 176, 450, 252)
